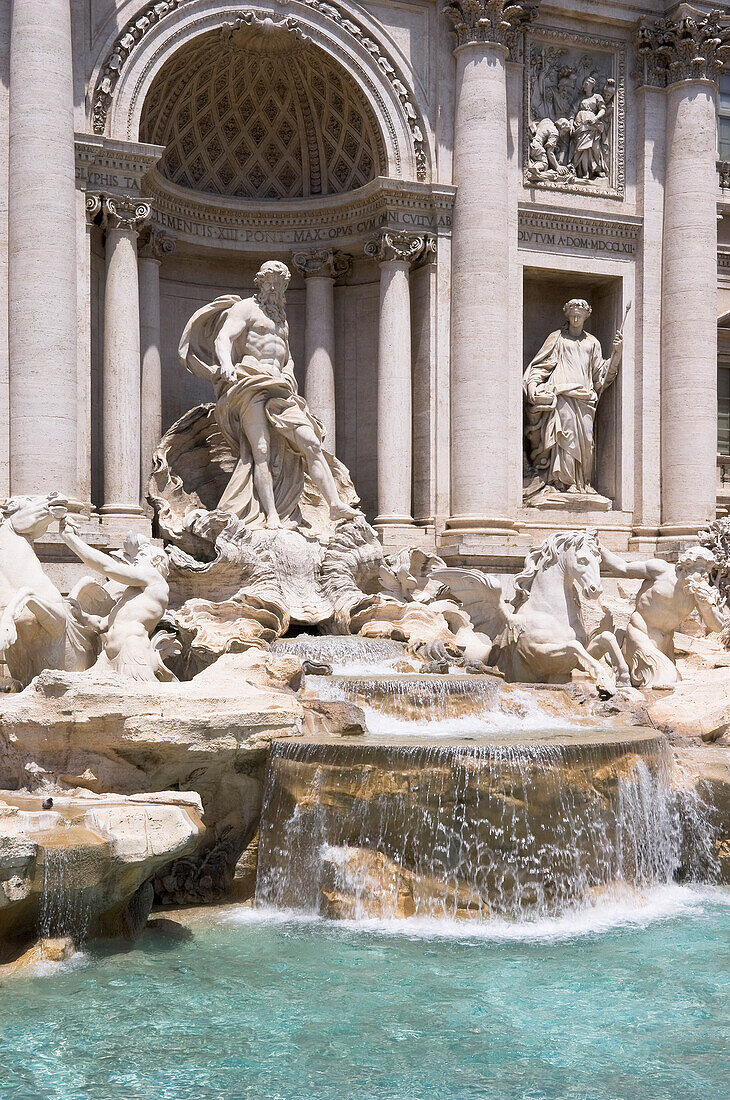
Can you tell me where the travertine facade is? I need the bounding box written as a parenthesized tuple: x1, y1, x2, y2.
(3, 0, 730, 572)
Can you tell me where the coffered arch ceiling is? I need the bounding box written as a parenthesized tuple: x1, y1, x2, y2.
(139, 19, 387, 200)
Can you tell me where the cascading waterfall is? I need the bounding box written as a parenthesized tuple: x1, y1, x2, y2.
(272, 635, 412, 674)
(256, 638, 720, 924)
(255, 732, 717, 922)
(38, 827, 93, 942)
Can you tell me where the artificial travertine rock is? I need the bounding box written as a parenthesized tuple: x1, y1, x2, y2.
(0, 788, 203, 948)
(0, 652, 365, 903)
(523, 299, 623, 505)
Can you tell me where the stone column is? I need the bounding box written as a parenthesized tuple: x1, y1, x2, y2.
(291, 249, 351, 453)
(637, 9, 730, 537)
(138, 227, 175, 492)
(443, 0, 537, 535)
(101, 196, 151, 525)
(8, 0, 78, 498)
(365, 230, 433, 528)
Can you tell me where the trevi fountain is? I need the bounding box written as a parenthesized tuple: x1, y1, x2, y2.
(1, 2, 730, 1099)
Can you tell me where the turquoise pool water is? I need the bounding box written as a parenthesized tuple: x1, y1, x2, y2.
(1, 886, 728, 1100)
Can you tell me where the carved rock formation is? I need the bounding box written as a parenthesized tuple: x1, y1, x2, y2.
(0, 788, 203, 951)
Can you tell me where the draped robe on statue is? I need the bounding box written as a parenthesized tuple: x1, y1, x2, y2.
(176, 295, 355, 531)
(523, 327, 617, 493)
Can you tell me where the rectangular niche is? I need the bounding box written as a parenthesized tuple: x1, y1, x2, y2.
(523, 26, 626, 200)
(522, 268, 624, 505)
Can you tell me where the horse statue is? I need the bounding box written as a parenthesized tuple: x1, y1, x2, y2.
(433, 529, 632, 691)
(0, 494, 107, 687)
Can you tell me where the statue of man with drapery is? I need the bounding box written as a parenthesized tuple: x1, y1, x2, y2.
(523, 298, 622, 501)
(174, 260, 358, 532)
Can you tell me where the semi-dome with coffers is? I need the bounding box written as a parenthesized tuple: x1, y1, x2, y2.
(139, 17, 387, 200)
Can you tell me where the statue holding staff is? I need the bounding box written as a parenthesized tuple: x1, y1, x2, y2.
(523, 298, 625, 501)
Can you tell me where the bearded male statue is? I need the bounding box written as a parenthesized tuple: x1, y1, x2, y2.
(174, 260, 357, 531)
(523, 298, 622, 502)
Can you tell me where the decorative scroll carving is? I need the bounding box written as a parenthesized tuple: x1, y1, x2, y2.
(443, 0, 538, 53)
(85, 193, 103, 225)
(524, 28, 625, 198)
(292, 249, 352, 279)
(103, 196, 152, 234)
(90, 1, 429, 183)
(138, 226, 177, 261)
(635, 5, 730, 88)
(364, 229, 435, 265)
(91, 1, 184, 134)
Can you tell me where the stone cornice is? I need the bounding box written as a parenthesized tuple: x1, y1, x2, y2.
(291, 249, 352, 279)
(75, 134, 164, 196)
(364, 229, 436, 265)
(518, 205, 642, 259)
(143, 171, 455, 251)
(635, 4, 730, 87)
(443, 0, 538, 55)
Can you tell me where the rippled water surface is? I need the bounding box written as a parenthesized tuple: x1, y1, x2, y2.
(1, 887, 728, 1100)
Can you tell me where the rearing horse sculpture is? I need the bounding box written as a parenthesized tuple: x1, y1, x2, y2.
(0, 494, 104, 687)
(434, 529, 631, 691)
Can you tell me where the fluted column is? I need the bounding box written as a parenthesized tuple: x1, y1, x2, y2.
(8, 0, 78, 498)
(443, 0, 537, 533)
(292, 248, 351, 453)
(637, 8, 730, 536)
(365, 230, 433, 527)
(102, 196, 151, 522)
(138, 227, 175, 492)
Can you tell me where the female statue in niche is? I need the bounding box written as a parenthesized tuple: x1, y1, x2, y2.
(570, 76, 608, 179)
(523, 298, 623, 503)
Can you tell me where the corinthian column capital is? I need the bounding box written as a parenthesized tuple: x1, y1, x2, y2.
(635, 4, 730, 87)
(443, 0, 538, 53)
(364, 230, 436, 266)
(291, 248, 351, 280)
(103, 195, 152, 234)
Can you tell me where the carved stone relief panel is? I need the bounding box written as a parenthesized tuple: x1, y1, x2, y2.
(523, 27, 626, 200)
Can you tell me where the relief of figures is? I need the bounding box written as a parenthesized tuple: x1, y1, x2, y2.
(526, 44, 616, 189)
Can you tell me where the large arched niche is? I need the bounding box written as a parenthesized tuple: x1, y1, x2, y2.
(96, 2, 429, 184)
(138, 18, 387, 199)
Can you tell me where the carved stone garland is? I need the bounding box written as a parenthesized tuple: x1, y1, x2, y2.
(364, 229, 435, 265)
(291, 248, 352, 278)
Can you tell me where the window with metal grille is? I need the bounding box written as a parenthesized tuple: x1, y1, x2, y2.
(719, 73, 730, 160)
(718, 365, 730, 454)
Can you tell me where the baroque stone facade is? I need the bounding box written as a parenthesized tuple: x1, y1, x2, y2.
(2, 0, 730, 573)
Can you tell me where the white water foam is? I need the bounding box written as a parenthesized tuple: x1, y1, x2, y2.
(225, 884, 730, 943)
(309, 676, 576, 736)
